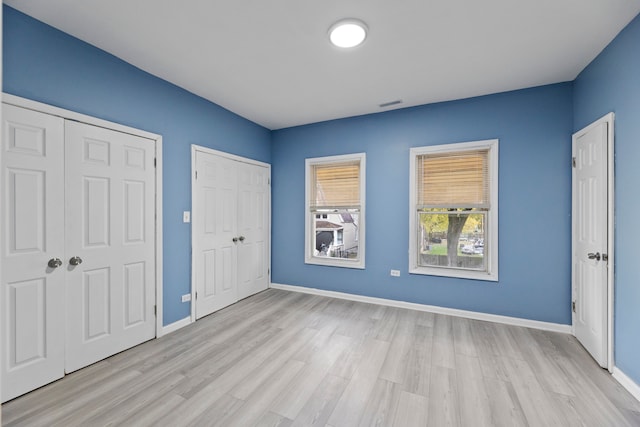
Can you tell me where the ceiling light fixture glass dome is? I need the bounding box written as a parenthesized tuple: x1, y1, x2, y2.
(329, 19, 368, 48)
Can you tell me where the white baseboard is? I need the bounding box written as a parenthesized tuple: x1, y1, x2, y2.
(613, 367, 640, 402)
(159, 316, 191, 337)
(269, 283, 572, 334)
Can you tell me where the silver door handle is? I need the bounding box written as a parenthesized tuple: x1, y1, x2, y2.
(69, 256, 83, 266)
(238, 236, 245, 242)
(232, 237, 239, 243)
(587, 252, 601, 261)
(48, 258, 63, 268)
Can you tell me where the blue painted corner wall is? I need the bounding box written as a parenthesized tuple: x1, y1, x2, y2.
(574, 12, 640, 387)
(2, 6, 271, 325)
(272, 84, 574, 325)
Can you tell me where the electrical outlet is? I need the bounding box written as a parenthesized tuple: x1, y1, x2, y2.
(183, 211, 191, 223)
(181, 294, 191, 302)
(390, 269, 400, 277)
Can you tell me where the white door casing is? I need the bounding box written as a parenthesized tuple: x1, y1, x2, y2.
(1, 104, 66, 402)
(572, 116, 611, 368)
(192, 147, 270, 320)
(65, 121, 157, 373)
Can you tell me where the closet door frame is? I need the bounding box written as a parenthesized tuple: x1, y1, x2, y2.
(1, 93, 165, 338)
(190, 144, 271, 322)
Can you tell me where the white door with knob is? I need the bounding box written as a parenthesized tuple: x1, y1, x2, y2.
(1, 101, 159, 401)
(572, 114, 611, 368)
(192, 147, 270, 320)
(64, 121, 157, 373)
(1, 104, 66, 402)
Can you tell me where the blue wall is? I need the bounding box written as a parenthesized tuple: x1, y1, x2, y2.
(3, 6, 271, 325)
(272, 84, 574, 324)
(574, 13, 640, 386)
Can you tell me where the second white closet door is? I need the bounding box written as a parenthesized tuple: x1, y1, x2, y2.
(193, 149, 269, 320)
(65, 121, 156, 373)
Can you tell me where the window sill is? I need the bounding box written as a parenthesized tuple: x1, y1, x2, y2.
(306, 257, 365, 270)
(409, 266, 498, 282)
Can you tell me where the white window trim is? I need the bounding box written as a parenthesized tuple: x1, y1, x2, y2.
(305, 152, 366, 269)
(409, 139, 499, 281)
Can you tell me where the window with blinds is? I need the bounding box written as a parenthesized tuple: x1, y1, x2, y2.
(416, 149, 490, 209)
(310, 161, 361, 210)
(409, 140, 498, 281)
(305, 153, 366, 269)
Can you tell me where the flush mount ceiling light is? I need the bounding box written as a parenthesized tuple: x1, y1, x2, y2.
(329, 19, 368, 48)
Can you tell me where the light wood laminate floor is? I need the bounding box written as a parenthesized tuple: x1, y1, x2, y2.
(3, 289, 640, 426)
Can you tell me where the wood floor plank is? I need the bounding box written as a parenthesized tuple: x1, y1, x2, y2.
(327, 338, 390, 427)
(393, 391, 429, 427)
(427, 366, 460, 427)
(357, 379, 402, 427)
(271, 332, 352, 420)
(290, 374, 349, 427)
(3, 289, 639, 427)
(223, 360, 305, 426)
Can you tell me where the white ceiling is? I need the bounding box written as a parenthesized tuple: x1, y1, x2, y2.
(5, 1, 640, 130)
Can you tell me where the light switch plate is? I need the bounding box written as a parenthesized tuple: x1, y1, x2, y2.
(183, 211, 191, 223)
(182, 294, 191, 302)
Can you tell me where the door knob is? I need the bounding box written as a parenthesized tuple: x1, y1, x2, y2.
(69, 256, 83, 266)
(232, 237, 239, 243)
(238, 236, 245, 242)
(587, 252, 601, 261)
(48, 258, 63, 268)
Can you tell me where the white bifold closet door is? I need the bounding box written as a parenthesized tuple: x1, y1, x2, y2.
(1, 104, 157, 402)
(64, 121, 156, 373)
(193, 148, 269, 319)
(1, 105, 66, 402)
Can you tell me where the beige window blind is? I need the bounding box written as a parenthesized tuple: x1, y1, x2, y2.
(416, 149, 490, 208)
(310, 160, 361, 210)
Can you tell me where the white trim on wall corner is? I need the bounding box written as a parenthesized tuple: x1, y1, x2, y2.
(159, 317, 192, 337)
(613, 367, 640, 403)
(269, 283, 572, 334)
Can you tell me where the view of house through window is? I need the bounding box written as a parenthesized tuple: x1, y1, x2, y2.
(306, 153, 365, 268)
(314, 211, 358, 259)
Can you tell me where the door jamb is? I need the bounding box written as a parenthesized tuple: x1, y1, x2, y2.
(2, 93, 165, 339)
(571, 112, 614, 372)
(190, 144, 271, 323)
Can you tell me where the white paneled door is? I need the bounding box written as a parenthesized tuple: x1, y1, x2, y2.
(572, 118, 609, 368)
(193, 148, 270, 319)
(1, 102, 158, 401)
(193, 151, 238, 318)
(236, 161, 270, 300)
(65, 121, 156, 373)
(1, 105, 66, 402)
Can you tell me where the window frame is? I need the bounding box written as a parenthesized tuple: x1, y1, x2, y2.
(409, 139, 499, 281)
(305, 153, 366, 269)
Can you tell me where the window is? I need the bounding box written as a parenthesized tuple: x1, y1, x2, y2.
(305, 153, 365, 268)
(409, 140, 498, 281)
